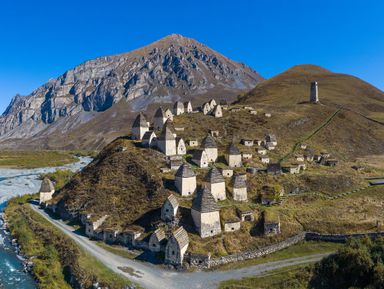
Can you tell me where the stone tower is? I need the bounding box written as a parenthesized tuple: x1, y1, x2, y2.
(310, 81, 319, 103)
(157, 120, 177, 156)
(191, 187, 221, 238)
(39, 178, 55, 204)
(131, 112, 149, 140)
(175, 163, 197, 196)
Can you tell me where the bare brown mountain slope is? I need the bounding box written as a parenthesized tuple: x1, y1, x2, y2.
(0, 34, 263, 150)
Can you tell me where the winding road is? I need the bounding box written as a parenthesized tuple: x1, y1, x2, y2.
(30, 204, 329, 289)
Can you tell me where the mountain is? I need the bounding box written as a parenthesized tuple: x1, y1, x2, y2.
(0, 34, 263, 149)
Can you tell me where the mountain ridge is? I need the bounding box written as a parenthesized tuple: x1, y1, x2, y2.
(0, 34, 263, 148)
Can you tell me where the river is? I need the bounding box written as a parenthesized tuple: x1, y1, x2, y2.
(0, 157, 92, 289)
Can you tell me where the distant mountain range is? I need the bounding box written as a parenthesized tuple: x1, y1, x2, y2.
(0, 34, 263, 150)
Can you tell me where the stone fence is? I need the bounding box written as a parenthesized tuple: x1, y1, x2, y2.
(193, 233, 306, 269)
(189, 231, 384, 269)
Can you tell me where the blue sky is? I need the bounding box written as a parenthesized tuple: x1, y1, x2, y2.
(0, 0, 383, 113)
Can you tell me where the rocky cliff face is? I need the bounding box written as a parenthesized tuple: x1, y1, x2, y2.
(0, 34, 263, 145)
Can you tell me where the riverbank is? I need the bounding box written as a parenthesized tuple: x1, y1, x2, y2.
(4, 195, 135, 289)
(0, 205, 36, 289)
(0, 150, 95, 169)
(0, 155, 93, 289)
(0, 156, 92, 207)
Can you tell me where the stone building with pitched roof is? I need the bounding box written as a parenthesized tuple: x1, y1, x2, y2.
(85, 215, 108, 238)
(232, 174, 247, 201)
(157, 120, 177, 156)
(226, 144, 242, 168)
(205, 167, 226, 201)
(208, 99, 217, 110)
(264, 210, 281, 235)
(184, 101, 193, 113)
(202, 102, 211, 115)
(154, 107, 168, 130)
(39, 178, 55, 204)
(202, 134, 218, 163)
(212, 104, 223, 118)
(191, 187, 221, 238)
(223, 219, 241, 232)
(175, 164, 196, 196)
(176, 137, 186, 155)
(192, 149, 209, 168)
(131, 112, 149, 140)
(164, 108, 174, 121)
(173, 101, 185, 115)
(265, 134, 277, 146)
(149, 228, 166, 252)
(165, 226, 189, 265)
(161, 194, 179, 221)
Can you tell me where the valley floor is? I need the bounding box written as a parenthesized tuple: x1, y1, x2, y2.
(29, 203, 331, 289)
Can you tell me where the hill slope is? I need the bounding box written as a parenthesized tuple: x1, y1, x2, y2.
(0, 34, 263, 150)
(232, 64, 384, 159)
(54, 139, 169, 229)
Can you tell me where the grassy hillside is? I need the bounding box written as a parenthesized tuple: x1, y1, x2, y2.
(50, 64, 384, 257)
(231, 64, 384, 159)
(54, 138, 169, 229)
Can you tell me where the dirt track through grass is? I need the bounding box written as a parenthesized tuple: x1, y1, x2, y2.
(280, 108, 342, 162)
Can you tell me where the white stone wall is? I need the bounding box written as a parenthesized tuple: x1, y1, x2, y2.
(233, 187, 247, 201)
(209, 182, 226, 201)
(192, 210, 221, 238)
(185, 102, 193, 113)
(221, 169, 233, 178)
(132, 126, 149, 140)
(227, 155, 242, 167)
(158, 139, 176, 156)
(204, 148, 218, 162)
(39, 191, 54, 204)
(175, 176, 196, 196)
(177, 140, 186, 155)
(200, 211, 221, 238)
(224, 221, 241, 232)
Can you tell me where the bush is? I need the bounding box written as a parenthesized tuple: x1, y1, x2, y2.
(310, 237, 384, 289)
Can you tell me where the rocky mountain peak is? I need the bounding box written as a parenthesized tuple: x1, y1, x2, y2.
(0, 35, 263, 147)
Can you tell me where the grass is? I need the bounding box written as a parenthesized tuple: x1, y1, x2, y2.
(219, 264, 313, 289)
(40, 170, 75, 190)
(0, 150, 79, 168)
(4, 195, 134, 289)
(216, 240, 341, 270)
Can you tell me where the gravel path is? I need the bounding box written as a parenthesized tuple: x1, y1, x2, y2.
(30, 204, 329, 289)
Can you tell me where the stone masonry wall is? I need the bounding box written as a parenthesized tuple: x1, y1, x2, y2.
(189, 231, 384, 269)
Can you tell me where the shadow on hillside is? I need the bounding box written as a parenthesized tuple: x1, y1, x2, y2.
(178, 207, 196, 234)
(250, 219, 264, 237)
(134, 208, 161, 231)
